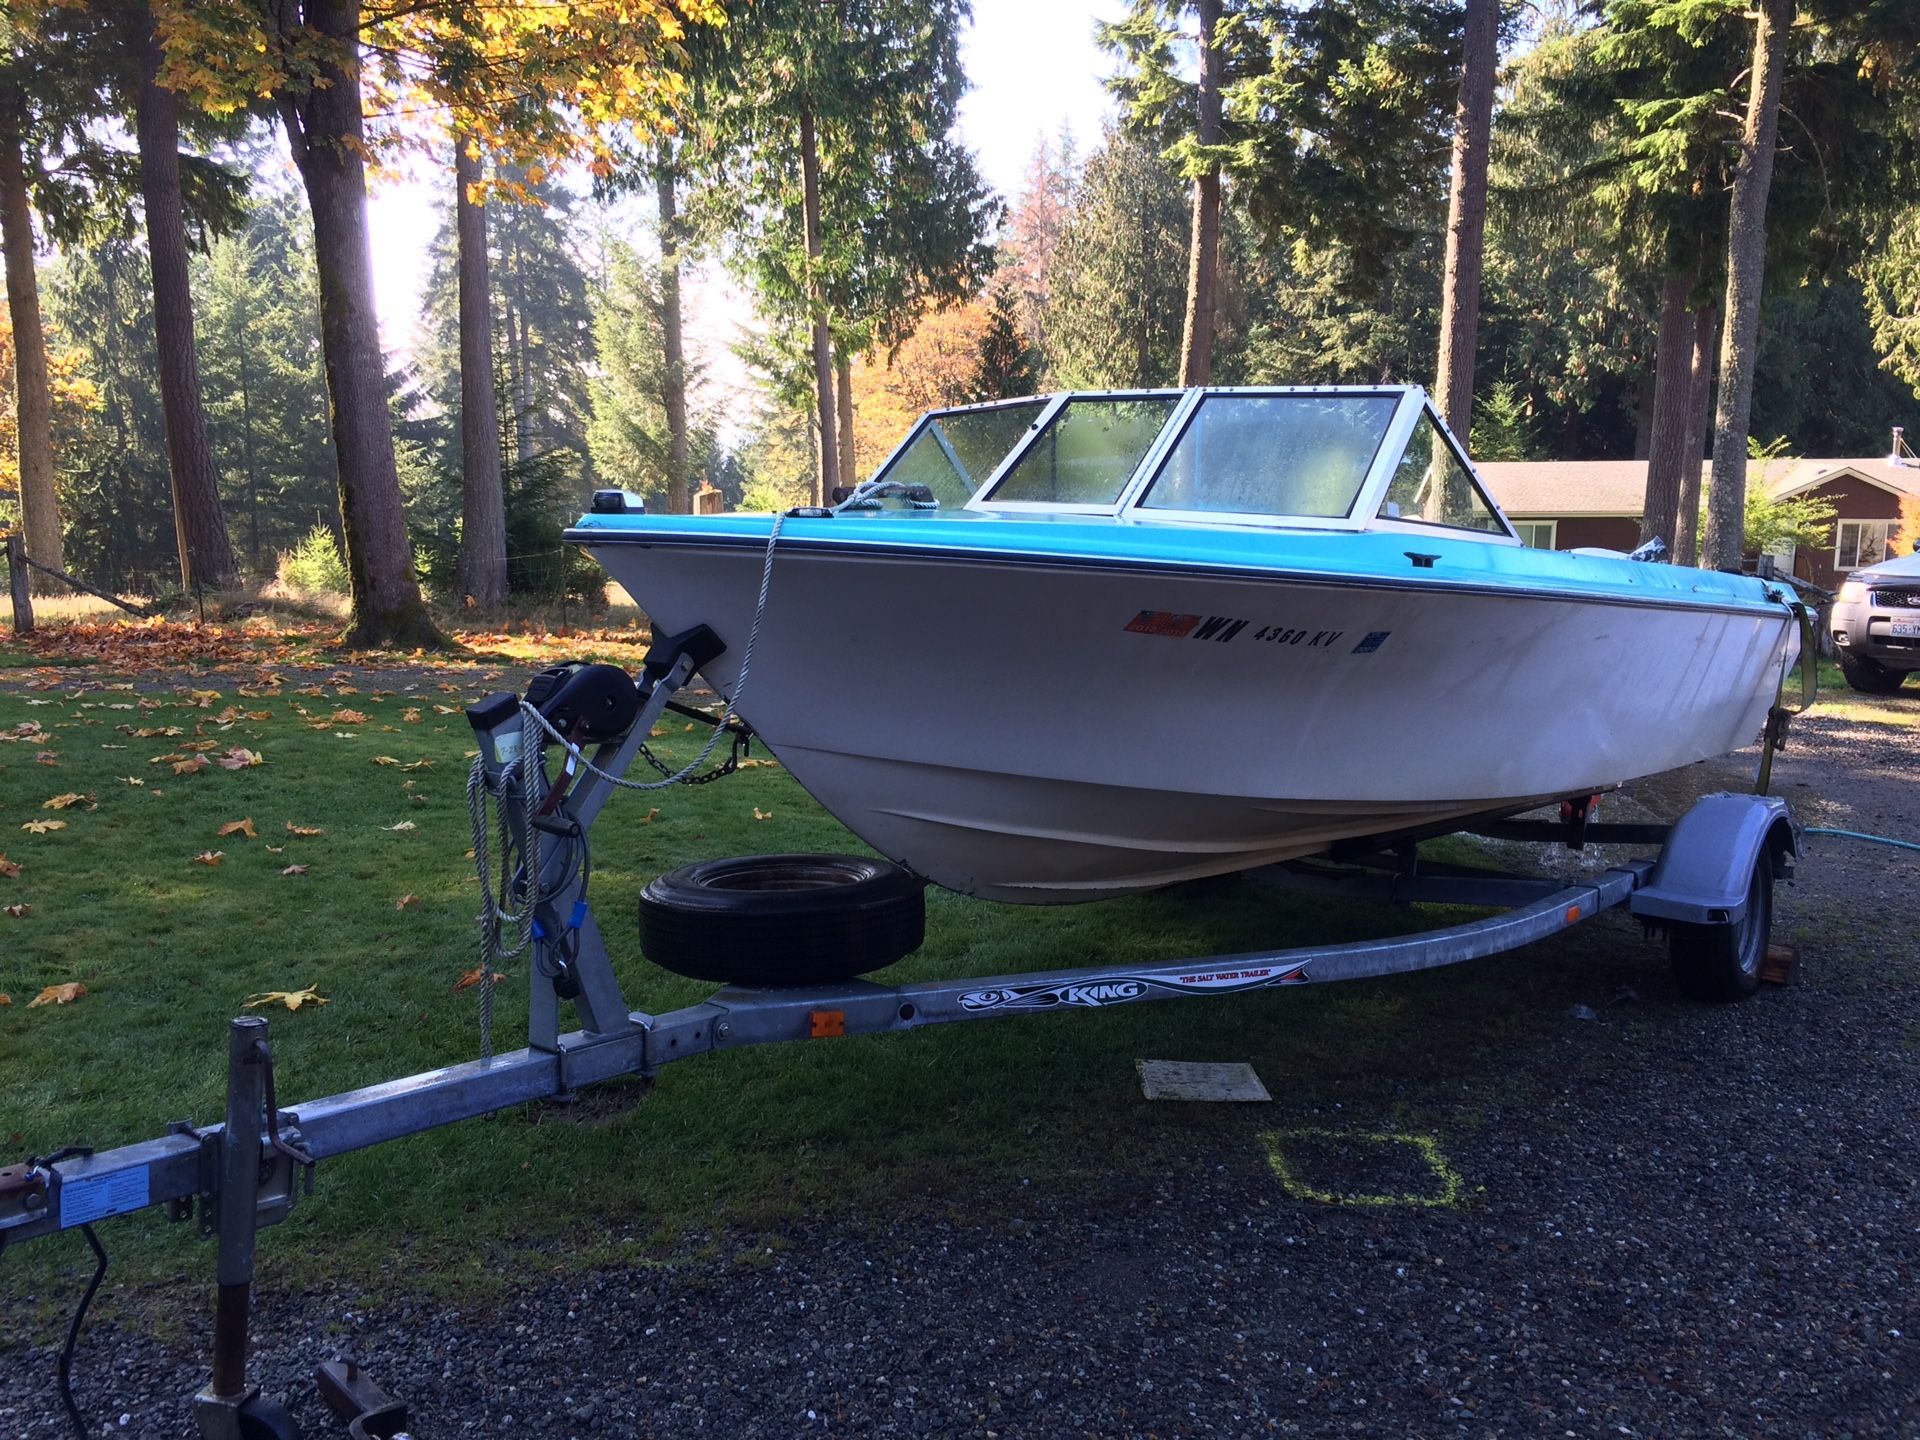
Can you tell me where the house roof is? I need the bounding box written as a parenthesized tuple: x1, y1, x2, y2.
(1767, 457, 1920, 501)
(1479, 456, 1920, 518)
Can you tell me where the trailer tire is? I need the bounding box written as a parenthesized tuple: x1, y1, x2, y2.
(237, 1395, 302, 1440)
(639, 853, 925, 985)
(1669, 858, 1771, 1002)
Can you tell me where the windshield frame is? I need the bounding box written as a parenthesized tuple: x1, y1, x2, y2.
(1113, 386, 1518, 541)
(876, 385, 1519, 542)
(863, 394, 1055, 504)
(963, 389, 1191, 517)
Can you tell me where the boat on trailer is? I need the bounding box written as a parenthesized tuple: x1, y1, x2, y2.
(570, 386, 1800, 903)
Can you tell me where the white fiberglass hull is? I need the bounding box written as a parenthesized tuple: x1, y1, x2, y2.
(586, 536, 1795, 903)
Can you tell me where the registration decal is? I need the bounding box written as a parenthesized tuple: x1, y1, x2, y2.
(1124, 610, 1201, 638)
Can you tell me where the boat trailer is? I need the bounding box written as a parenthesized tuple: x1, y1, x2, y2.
(0, 627, 1800, 1439)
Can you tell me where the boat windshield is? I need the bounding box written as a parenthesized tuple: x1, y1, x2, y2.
(1138, 393, 1399, 519)
(1374, 410, 1506, 532)
(870, 400, 1046, 508)
(984, 395, 1180, 506)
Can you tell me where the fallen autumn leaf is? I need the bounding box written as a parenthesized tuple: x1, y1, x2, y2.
(192, 850, 225, 866)
(218, 818, 258, 839)
(243, 986, 326, 1012)
(21, 820, 66, 835)
(27, 982, 86, 1007)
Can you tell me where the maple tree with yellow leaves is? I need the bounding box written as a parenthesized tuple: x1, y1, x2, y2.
(145, 0, 722, 643)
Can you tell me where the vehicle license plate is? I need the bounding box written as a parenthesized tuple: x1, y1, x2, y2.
(1891, 617, 1920, 638)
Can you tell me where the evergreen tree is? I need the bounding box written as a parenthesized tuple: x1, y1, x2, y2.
(418, 169, 596, 592)
(586, 238, 672, 507)
(1002, 132, 1077, 366)
(695, 0, 996, 501)
(42, 238, 175, 591)
(1102, 0, 1264, 384)
(1043, 130, 1190, 387)
(193, 185, 338, 569)
(971, 284, 1039, 400)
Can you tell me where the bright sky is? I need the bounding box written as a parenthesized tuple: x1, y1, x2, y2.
(363, 0, 1127, 355)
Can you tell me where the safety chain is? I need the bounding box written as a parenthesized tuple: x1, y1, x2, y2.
(636, 723, 752, 786)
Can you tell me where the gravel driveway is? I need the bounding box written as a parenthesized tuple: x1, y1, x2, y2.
(4, 703, 1917, 1439)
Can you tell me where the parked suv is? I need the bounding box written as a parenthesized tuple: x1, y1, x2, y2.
(1831, 549, 1920, 693)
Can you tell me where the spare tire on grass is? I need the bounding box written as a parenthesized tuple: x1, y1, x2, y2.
(638, 853, 925, 986)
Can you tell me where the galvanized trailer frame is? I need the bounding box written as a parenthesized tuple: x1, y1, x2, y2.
(0, 630, 1800, 1439)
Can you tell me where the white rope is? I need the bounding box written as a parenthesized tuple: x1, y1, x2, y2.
(515, 508, 785, 793)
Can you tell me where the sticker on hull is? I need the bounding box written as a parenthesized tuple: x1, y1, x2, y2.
(1124, 610, 1384, 653)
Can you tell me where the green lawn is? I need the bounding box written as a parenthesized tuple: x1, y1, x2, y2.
(2, 659, 1887, 1312)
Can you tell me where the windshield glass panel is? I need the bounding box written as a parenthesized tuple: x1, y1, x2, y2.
(871, 401, 1047, 508)
(985, 396, 1179, 505)
(1376, 412, 1507, 533)
(1138, 394, 1397, 518)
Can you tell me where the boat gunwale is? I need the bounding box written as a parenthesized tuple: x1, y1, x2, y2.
(565, 525, 1796, 623)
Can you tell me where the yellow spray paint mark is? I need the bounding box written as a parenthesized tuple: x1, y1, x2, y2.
(1261, 1128, 1465, 1209)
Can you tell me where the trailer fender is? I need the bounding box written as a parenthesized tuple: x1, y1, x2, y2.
(1629, 792, 1798, 928)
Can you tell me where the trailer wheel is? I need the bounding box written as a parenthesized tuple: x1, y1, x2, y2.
(1669, 857, 1772, 1002)
(639, 853, 925, 985)
(237, 1395, 302, 1440)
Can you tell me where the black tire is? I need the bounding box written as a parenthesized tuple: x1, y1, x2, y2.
(1838, 651, 1907, 695)
(237, 1395, 302, 1440)
(639, 853, 925, 986)
(1670, 857, 1772, 1003)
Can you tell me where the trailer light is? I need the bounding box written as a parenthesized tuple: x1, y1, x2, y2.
(1564, 905, 1581, 924)
(809, 1010, 846, 1038)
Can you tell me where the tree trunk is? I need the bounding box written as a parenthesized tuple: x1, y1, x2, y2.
(1676, 302, 1717, 567)
(798, 106, 838, 504)
(655, 162, 690, 514)
(1433, 0, 1499, 438)
(1704, 0, 1793, 573)
(835, 348, 856, 485)
(282, 0, 442, 647)
(236, 298, 262, 564)
(0, 92, 63, 589)
(134, 7, 239, 591)
(1178, 0, 1224, 388)
(1639, 269, 1696, 552)
(454, 131, 506, 609)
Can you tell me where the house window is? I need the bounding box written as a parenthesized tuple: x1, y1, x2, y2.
(1512, 520, 1557, 549)
(1835, 520, 1894, 571)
